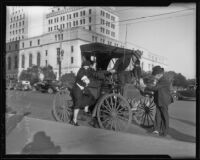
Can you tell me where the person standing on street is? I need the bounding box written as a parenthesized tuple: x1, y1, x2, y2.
(142, 66, 172, 136)
(70, 61, 94, 126)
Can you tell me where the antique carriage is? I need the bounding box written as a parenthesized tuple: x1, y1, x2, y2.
(52, 43, 156, 132)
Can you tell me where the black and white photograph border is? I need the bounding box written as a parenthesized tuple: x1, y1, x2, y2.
(2, 1, 198, 159)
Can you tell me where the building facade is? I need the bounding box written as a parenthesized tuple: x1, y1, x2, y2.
(141, 50, 168, 72)
(45, 7, 119, 41)
(6, 6, 168, 81)
(6, 41, 20, 79)
(6, 7, 46, 42)
(18, 27, 124, 79)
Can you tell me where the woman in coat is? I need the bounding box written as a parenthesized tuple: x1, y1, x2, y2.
(70, 61, 95, 126)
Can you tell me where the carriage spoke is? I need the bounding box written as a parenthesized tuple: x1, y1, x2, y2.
(100, 109, 111, 115)
(105, 99, 112, 109)
(147, 114, 154, 124)
(142, 113, 147, 126)
(101, 103, 112, 112)
(109, 96, 114, 109)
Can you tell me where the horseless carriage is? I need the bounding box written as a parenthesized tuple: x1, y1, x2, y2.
(52, 43, 156, 132)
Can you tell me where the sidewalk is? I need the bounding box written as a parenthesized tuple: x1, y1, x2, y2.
(6, 115, 195, 158)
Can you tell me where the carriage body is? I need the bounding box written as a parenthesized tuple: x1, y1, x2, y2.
(52, 43, 156, 132)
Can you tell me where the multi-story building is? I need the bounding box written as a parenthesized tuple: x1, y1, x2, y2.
(7, 6, 167, 81)
(45, 7, 119, 41)
(6, 40, 20, 79)
(6, 6, 46, 42)
(141, 51, 168, 72)
(18, 27, 123, 79)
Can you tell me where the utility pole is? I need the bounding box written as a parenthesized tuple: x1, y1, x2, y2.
(57, 28, 64, 80)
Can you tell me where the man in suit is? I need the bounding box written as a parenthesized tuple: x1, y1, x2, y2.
(143, 66, 172, 136)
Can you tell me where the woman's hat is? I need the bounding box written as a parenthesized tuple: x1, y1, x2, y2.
(152, 66, 164, 75)
(82, 60, 91, 67)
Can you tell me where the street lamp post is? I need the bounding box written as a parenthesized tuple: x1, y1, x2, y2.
(57, 28, 64, 80)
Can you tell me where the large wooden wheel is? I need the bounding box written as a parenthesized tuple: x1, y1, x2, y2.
(52, 88, 73, 122)
(96, 93, 132, 132)
(133, 97, 156, 127)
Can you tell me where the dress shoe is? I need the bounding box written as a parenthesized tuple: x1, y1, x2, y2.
(69, 120, 79, 126)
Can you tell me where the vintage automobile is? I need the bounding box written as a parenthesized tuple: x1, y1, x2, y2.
(52, 43, 156, 132)
(33, 80, 60, 94)
(14, 81, 31, 91)
(176, 85, 196, 101)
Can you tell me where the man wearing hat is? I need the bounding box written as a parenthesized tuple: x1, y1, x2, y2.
(70, 60, 95, 126)
(143, 65, 172, 136)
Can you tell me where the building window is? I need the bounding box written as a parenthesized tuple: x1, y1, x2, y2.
(55, 34, 57, 41)
(15, 44, 18, 50)
(45, 50, 48, 56)
(9, 45, 11, 50)
(106, 13, 110, 19)
(37, 52, 40, 66)
(71, 46, 74, 53)
(111, 16, 115, 21)
(29, 54, 32, 67)
(22, 55, 25, 68)
(80, 19, 82, 24)
(83, 10, 85, 16)
(89, 9, 92, 14)
(111, 24, 115, 29)
(45, 60, 48, 66)
(89, 25, 91, 31)
(22, 21, 24, 25)
(30, 41, 32, 47)
(83, 19, 85, 24)
(61, 34, 63, 40)
(19, 22, 21, 26)
(76, 12, 78, 17)
(22, 42, 24, 48)
(14, 56, 18, 69)
(76, 20, 78, 26)
(111, 32, 115, 37)
(38, 39, 40, 45)
(71, 57, 74, 64)
(8, 57, 11, 70)
(89, 17, 91, 23)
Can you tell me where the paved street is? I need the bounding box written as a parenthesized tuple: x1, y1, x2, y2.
(6, 90, 196, 144)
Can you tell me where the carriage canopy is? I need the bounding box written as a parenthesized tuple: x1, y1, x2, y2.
(80, 43, 142, 70)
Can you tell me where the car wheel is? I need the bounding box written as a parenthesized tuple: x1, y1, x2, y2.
(48, 88, 53, 94)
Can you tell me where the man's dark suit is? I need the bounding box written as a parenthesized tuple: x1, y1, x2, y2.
(146, 76, 172, 136)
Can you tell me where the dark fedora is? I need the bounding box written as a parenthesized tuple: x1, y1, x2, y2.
(152, 66, 164, 76)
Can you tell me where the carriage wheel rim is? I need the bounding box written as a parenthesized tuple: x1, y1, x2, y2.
(134, 97, 156, 127)
(52, 90, 72, 122)
(97, 93, 132, 132)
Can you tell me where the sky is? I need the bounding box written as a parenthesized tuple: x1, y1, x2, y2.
(9, 5, 196, 79)
(115, 3, 196, 79)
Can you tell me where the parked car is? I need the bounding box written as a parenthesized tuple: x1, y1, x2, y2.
(32, 80, 60, 94)
(176, 86, 196, 101)
(6, 79, 17, 90)
(14, 81, 31, 91)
